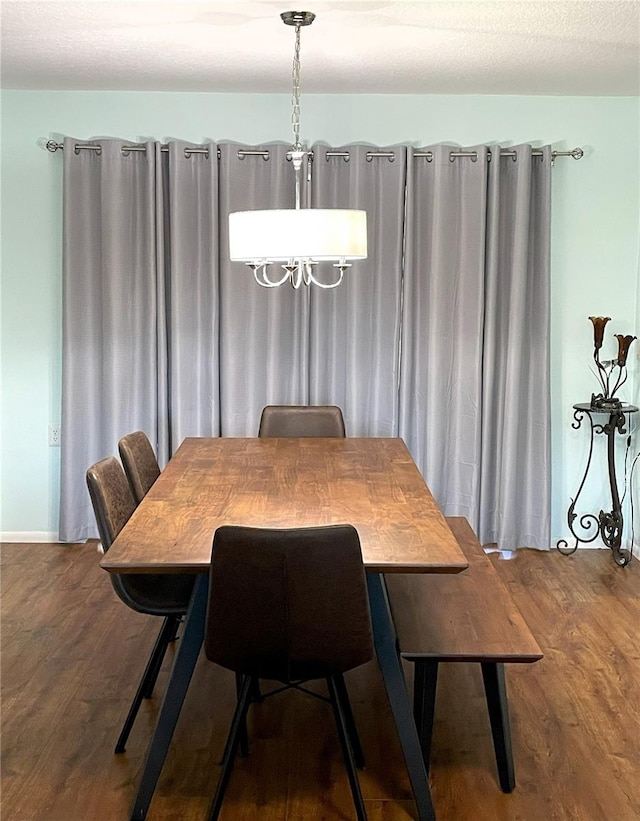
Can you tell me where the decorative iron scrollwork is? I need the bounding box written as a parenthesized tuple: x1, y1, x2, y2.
(557, 404, 637, 567)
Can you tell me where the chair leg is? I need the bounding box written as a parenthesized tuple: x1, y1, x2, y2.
(167, 614, 182, 642)
(250, 678, 263, 702)
(481, 662, 515, 793)
(207, 675, 255, 821)
(412, 660, 439, 773)
(234, 672, 250, 758)
(333, 673, 366, 769)
(327, 676, 368, 821)
(142, 615, 181, 699)
(114, 615, 176, 754)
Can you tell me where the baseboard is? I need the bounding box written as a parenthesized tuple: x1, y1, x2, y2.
(553, 540, 640, 562)
(1, 531, 59, 543)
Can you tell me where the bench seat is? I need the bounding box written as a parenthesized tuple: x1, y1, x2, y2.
(384, 516, 543, 792)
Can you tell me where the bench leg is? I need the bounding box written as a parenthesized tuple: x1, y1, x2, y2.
(481, 662, 515, 793)
(412, 661, 439, 774)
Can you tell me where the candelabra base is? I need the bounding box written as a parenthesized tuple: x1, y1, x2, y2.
(556, 403, 638, 568)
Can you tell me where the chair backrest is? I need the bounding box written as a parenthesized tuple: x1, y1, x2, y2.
(86, 456, 137, 551)
(87, 456, 194, 616)
(258, 405, 346, 438)
(118, 431, 161, 504)
(205, 525, 373, 682)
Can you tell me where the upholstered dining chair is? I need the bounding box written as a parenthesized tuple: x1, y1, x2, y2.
(258, 404, 346, 438)
(118, 430, 161, 504)
(204, 524, 373, 821)
(86, 456, 197, 753)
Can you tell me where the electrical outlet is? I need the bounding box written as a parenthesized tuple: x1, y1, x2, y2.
(49, 425, 61, 447)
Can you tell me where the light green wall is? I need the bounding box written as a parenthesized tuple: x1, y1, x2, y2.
(1, 91, 639, 543)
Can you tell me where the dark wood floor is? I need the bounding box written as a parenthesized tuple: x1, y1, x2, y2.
(1, 541, 638, 821)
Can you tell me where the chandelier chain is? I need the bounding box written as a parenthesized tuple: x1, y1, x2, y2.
(291, 23, 302, 150)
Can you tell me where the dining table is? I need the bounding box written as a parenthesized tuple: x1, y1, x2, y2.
(101, 436, 469, 821)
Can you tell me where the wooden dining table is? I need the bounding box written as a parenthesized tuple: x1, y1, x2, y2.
(102, 437, 468, 821)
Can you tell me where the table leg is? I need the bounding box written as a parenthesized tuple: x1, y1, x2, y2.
(130, 573, 209, 821)
(367, 574, 436, 821)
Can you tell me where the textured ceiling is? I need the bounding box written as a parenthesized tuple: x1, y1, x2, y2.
(1, 1, 639, 95)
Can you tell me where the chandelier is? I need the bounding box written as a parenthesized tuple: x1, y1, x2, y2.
(228, 11, 367, 289)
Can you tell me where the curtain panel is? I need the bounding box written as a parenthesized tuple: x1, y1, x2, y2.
(399, 145, 488, 525)
(159, 141, 220, 457)
(217, 143, 308, 436)
(59, 139, 551, 552)
(478, 145, 552, 550)
(309, 144, 406, 436)
(60, 139, 159, 541)
(399, 144, 552, 552)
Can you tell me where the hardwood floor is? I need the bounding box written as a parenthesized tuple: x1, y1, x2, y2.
(1, 542, 638, 820)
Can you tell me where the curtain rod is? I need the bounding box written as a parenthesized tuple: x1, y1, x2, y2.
(44, 140, 584, 163)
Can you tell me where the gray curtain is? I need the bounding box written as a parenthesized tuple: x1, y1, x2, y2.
(60, 139, 159, 541)
(309, 144, 406, 435)
(478, 145, 552, 549)
(160, 141, 220, 458)
(217, 143, 308, 436)
(59, 137, 551, 549)
(216, 141, 406, 437)
(60, 138, 220, 540)
(399, 144, 552, 551)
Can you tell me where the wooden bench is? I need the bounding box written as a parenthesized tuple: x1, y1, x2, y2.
(384, 516, 543, 792)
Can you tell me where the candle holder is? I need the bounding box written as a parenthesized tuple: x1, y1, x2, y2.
(557, 317, 637, 566)
(588, 315, 636, 410)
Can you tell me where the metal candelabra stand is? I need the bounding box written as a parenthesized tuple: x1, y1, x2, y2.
(557, 402, 638, 566)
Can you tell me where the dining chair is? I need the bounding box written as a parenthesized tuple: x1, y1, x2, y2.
(258, 404, 346, 437)
(204, 524, 373, 821)
(118, 430, 161, 504)
(86, 456, 197, 753)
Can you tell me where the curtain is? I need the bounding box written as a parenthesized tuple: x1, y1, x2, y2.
(217, 143, 308, 436)
(478, 145, 552, 549)
(60, 140, 309, 538)
(399, 144, 551, 551)
(60, 139, 159, 541)
(399, 145, 488, 523)
(160, 141, 219, 458)
(59, 138, 551, 549)
(309, 144, 406, 435)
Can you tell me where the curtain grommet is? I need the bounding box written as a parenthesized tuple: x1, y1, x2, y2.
(184, 148, 209, 159)
(238, 151, 270, 161)
(366, 152, 395, 163)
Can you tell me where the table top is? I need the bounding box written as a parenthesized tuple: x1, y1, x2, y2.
(101, 437, 469, 575)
